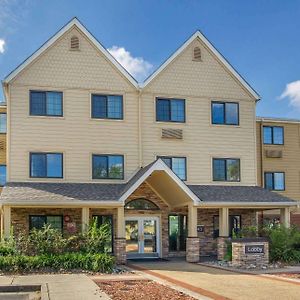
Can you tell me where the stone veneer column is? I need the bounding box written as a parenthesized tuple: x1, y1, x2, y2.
(217, 237, 230, 260)
(186, 237, 200, 262)
(114, 238, 126, 265)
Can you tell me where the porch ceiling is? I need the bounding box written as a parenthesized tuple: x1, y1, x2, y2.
(146, 170, 194, 207)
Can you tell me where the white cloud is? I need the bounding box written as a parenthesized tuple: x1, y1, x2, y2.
(280, 80, 300, 109)
(108, 46, 153, 82)
(0, 39, 5, 53)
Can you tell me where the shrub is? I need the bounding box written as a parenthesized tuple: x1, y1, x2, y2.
(224, 241, 232, 261)
(0, 252, 115, 273)
(263, 225, 300, 263)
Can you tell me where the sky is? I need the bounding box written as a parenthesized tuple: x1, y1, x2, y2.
(0, 0, 300, 118)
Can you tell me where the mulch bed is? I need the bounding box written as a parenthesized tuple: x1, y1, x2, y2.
(96, 280, 196, 300)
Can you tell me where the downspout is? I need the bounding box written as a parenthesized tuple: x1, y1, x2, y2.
(138, 88, 143, 167)
(260, 119, 265, 223)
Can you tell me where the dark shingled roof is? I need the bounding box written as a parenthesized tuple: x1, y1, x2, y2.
(188, 185, 294, 203)
(0, 182, 127, 204)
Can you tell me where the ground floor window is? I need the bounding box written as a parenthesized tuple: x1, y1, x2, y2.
(169, 215, 187, 251)
(29, 215, 63, 233)
(213, 215, 241, 238)
(93, 215, 113, 253)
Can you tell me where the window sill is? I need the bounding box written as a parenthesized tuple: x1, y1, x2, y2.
(28, 115, 65, 120)
(211, 123, 240, 128)
(90, 118, 125, 122)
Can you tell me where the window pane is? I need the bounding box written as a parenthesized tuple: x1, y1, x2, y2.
(31, 154, 47, 177)
(213, 216, 219, 238)
(212, 103, 225, 124)
(0, 165, 6, 186)
(159, 157, 172, 168)
(46, 216, 63, 232)
(30, 91, 46, 115)
(30, 216, 46, 230)
(230, 215, 241, 236)
(0, 114, 6, 133)
(213, 159, 226, 181)
(108, 156, 123, 179)
(225, 103, 238, 125)
(273, 127, 284, 145)
(156, 99, 170, 121)
(47, 154, 63, 178)
(274, 173, 285, 190)
(171, 100, 185, 122)
(263, 127, 272, 144)
(169, 215, 179, 251)
(92, 95, 107, 118)
(107, 96, 122, 119)
(46, 92, 62, 116)
(125, 199, 159, 210)
(93, 156, 108, 178)
(172, 157, 186, 180)
(265, 173, 273, 190)
(226, 159, 240, 181)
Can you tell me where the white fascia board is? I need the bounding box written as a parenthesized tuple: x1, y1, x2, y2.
(1, 201, 123, 207)
(140, 31, 260, 100)
(196, 201, 297, 208)
(3, 18, 138, 88)
(118, 159, 200, 204)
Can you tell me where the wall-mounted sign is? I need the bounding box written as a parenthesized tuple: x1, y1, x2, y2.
(245, 244, 264, 254)
(197, 225, 205, 233)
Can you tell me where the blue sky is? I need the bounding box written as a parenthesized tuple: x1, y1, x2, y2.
(1, 0, 300, 118)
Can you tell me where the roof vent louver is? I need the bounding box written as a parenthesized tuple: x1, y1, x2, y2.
(193, 46, 202, 61)
(70, 36, 80, 51)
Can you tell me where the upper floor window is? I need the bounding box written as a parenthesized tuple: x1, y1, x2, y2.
(30, 91, 63, 117)
(0, 165, 6, 186)
(30, 152, 63, 178)
(92, 154, 124, 179)
(0, 113, 6, 133)
(263, 126, 284, 145)
(213, 158, 240, 182)
(91, 94, 123, 120)
(156, 98, 185, 123)
(158, 156, 186, 180)
(212, 102, 239, 125)
(264, 172, 285, 191)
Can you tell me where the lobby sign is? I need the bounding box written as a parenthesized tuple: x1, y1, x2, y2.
(245, 244, 264, 254)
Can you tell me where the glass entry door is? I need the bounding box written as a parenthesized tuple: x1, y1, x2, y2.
(125, 217, 159, 258)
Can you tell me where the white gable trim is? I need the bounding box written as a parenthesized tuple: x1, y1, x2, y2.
(3, 18, 139, 88)
(140, 31, 260, 100)
(118, 159, 200, 204)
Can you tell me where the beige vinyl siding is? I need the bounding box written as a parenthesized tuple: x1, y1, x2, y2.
(8, 27, 139, 182)
(257, 121, 300, 201)
(142, 94, 256, 185)
(142, 39, 257, 185)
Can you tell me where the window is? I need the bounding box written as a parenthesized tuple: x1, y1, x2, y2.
(30, 153, 63, 178)
(0, 165, 6, 186)
(29, 215, 63, 232)
(0, 113, 6, 133)
(158, 156, 187, 180)
(92, 155, 124, 179)
(264, 172, 285, 191)
(263, 126, 284, 145)
(93, 215, 113, 253)
(213, 158, 240, 182)
(156, 98, 185, 122)
(212, 102, 239, 125)
(91, 94, 123, 119)
(169, 215, 187, 251)
(213, 215, 241, 238)
(30, 91, 63, 116)
(125, 199, 159, 210)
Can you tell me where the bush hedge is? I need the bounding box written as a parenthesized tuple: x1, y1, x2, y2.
(0, 252, 115, 273)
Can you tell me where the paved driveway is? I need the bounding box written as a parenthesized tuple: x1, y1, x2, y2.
(129, 260, 300, 300)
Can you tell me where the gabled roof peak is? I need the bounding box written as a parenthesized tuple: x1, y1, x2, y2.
(3, 17, 139, 88)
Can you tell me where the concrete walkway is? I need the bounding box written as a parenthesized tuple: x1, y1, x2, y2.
(129, 260, 300, 300)
(0, 274, 110, 300)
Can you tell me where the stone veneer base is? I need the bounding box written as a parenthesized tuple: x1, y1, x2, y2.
(186, 237, 200, 262)
(114, 238, 126, 265)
